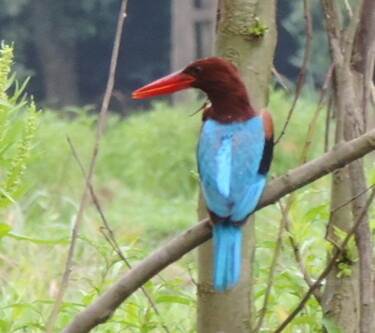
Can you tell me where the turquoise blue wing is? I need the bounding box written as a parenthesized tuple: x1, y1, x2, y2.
(197, 117, 266, 223)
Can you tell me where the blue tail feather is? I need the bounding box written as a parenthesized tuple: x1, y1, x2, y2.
(212, 222, 243, 292)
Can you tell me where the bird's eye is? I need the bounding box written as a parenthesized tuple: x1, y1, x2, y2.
(192, 66, 202, 75)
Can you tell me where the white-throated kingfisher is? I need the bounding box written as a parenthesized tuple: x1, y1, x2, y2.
(133, 57, 274, 292)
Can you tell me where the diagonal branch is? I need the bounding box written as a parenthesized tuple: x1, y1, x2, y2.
(62, 128, 375, 333)
(66, 137, 172, 333)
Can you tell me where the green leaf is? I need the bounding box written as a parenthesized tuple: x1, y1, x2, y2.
(0, 222, 11, 237)
(13, 322, 45, 331)
(156, 295, 191, 306)
(10, 77, 31, 103)
(0, 319, 10, 332)
(321, 317, 344, 333)
(292, 315, 316, 325)
(305, 203, 329, 221)
(7, 232, 70, 244)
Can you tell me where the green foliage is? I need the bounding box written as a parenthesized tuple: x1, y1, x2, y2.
(0, 43, 37, 207)
(268, 89, 327, 176)
(247, 17, 269, 38)
(0, 42, 39, 330)
(97, 101, 201, 199)
(0, 42, 13, 99)
(0, 222, 11, 238)
(321, 317, 344, 333)
(282, 2, 330, 85)
(1, 89, 373, 332)
(254, 187, 329, 332)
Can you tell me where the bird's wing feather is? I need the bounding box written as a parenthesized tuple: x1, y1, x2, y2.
(198, 118, 266, 222)
(258, 109, 274, 174)
(215, 135, 232, 197)
(198, 120, 231, 218)
(229, 118, 265, 221)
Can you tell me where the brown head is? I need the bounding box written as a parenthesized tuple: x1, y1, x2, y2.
(133, 57, 256, 123)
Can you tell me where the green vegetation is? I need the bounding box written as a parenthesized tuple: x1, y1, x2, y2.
(0, 77, 373, 331)
(247, 17, 269, 38)
(0, 43, 37, 221)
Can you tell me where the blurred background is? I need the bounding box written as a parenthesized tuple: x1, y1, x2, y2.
(0, 1, 347, 331)
(0, 0, 328, 111)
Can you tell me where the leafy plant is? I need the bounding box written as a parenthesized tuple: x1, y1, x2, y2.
(0, 42, 38, 208)
(1, 87, 372, 331)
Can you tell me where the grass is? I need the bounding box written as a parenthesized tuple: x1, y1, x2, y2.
(0, 89, 373, 332)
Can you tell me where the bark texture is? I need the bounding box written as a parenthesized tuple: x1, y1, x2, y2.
(215, 0, 276, 111)
(324, 168, 360, 332)
(321, 0, 375, 332)
(197, 1, 276, 332)
(350, 3, 375, 330)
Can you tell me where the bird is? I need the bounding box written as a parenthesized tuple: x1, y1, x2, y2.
(133, 57, 274, 292)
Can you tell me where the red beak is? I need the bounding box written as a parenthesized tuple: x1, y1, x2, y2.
(132, 70, 196, 99)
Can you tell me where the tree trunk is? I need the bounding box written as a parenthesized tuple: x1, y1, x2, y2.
(321, 0, 375, 332)
(197, 1, 276, 332)
(171, 0, 216, 104)
(31, 0, 79, 108)
(323, 167, 360, 333)
(349, 2, 375, 330)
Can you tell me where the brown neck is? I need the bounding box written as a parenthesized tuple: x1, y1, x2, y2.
(204, 88, 257, 123)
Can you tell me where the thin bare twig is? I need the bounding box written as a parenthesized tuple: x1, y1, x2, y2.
(299, 64, 334, 164)
(272, 66, 291, 92)
(281, 201, 323, 303)
(67, 137, 172, 333)
(342, 0, 365, 67)
(253, 201, 288, 333)
(361, 51, 374, 130)
(275, 64, 333, 304)
(275, 0, 313, 144)
(274, 187, 375, 333)
(324, 93, 333, 153)
(187, 263, 197, 287)
(343, 0, 353, 18)
(45, 1, 129, 332)
(331, 183, 375, 214)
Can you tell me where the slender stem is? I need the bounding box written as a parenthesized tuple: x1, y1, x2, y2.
(253, 201, 287, 333)
(324, 93, 333, 153)
(67, 137, 171, 333)
(331, 183, 375, 214)
(45, 1, 129, 331)
(275, 0, 313, 144)
(272, 66, 290, 92)
(274, 188, 375, 333)
(299, 64, 333, 164)
(276, 64, 334, 306)
(282, 201, 323, 303)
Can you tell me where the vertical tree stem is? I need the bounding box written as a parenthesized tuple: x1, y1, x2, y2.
(45, 1, 129, 331)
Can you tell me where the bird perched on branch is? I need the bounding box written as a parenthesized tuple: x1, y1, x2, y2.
(133, 57, 274, 292)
